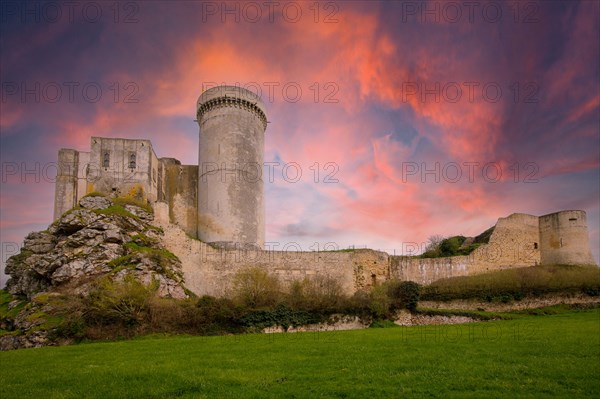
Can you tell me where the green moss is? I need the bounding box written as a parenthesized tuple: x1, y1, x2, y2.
(144, 224, 164, 234)
(109, 244, 181, 282)
(131, 234, 158, 247)
(32, 293, 54, 306)
(82, 192, 107, 198)
(8, 249, 33, 264)
(107, 255, 136, 270)
(0, 290, 27, 319)
(0, 329, 21, 337)
(26, 311, 65, 332)
(26, 311, 48, 323)
(124, 242, 178, 261)
(93, 205, 137, 219)
(113, 197, 153, 214)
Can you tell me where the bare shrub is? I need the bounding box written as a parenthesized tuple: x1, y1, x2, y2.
(286, 275, 344, 312)
(85, 275, 158, 326)
(231, 267, 282, 308)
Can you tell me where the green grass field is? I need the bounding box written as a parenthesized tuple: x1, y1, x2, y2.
(1, 309, 599, 399)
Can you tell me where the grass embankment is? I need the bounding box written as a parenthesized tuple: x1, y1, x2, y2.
(1, 309, 599, 398)
(422, 264, 600, 302)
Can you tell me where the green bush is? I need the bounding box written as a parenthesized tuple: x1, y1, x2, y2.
(193, 295, 245, 334)
(387, 280, 420, 312)
(364, 280, 421, 319)
(368, 284, 392, 319)
(439, 236, 466, 257)
(241, 304, 324, 331)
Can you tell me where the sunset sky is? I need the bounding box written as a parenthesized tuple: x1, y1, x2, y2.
(1, 1, 599, 284)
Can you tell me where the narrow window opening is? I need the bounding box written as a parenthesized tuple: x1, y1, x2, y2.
(103, 152, 110, 168)
(129, 153, 136, 169)
(371, 274, 377, 286)
(569, 218, 577, 221)
(533, 242, 538, 249)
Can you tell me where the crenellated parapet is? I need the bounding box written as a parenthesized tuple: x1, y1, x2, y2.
(197, 96, 267, 130)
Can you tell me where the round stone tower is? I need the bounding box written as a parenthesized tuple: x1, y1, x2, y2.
(539, 210, 596, 266)
(196, 86, 267, 249)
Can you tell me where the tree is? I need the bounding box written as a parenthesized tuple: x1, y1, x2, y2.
(421, 235, 444, 258)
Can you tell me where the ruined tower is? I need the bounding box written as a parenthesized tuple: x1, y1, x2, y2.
(196, 86, 267, 249)
(539, 210, 596, 266)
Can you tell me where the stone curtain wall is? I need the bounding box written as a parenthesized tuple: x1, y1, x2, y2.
(156, 207, 537, 296)
(155, 203, 387, 296)
(390, 213, 541, 285)
(150, 206, 597, 296)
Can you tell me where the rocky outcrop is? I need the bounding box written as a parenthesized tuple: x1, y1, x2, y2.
(2, 195, 190, 350)
(5, 195, 188, 300)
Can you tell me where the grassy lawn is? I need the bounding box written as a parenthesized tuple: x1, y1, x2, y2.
(1, 309, 599, 398)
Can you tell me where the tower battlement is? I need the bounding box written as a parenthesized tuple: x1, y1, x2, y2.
(197, 85, 267, 129)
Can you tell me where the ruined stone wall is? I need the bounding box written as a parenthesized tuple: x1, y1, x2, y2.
(87, 137, 158, 202)
(152, 205, 596, 296)
(390, 213, 541, 284)
(77, 151, 90, 205)
(53, 149, 79, 220)
(155, 204, 385, 296)
(53, 149, 92, 220)
(474, 213, 540, 269)
(539, 210, 596, 266)
(157, 159, 198, 238)
(157, 211, 543, 295)
(391, 256, 471, 285)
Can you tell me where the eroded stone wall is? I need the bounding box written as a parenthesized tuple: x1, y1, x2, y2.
(155, 207, 595, 296)
(87, 137, 158, 202)
(157, 159, 198, 238)
(155, 204, 386, 296)
(390, 213, 541, 284)
(54, 149, 79, 220)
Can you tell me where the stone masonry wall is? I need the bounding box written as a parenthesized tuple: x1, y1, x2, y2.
(158, 160, 198, 238)
(155, 203, 387, 296)
(155, 207, 598, 296)
(390, 213, 541, 285)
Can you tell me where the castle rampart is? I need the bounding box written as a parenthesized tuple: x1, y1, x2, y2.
(52, 87, 598, 296)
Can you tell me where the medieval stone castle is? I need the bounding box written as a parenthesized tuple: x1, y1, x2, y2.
(53, 86, 597, 296)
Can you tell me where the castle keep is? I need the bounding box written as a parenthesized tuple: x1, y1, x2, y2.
(53, 86, 598, 296)
(54, 86, 266, 250)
